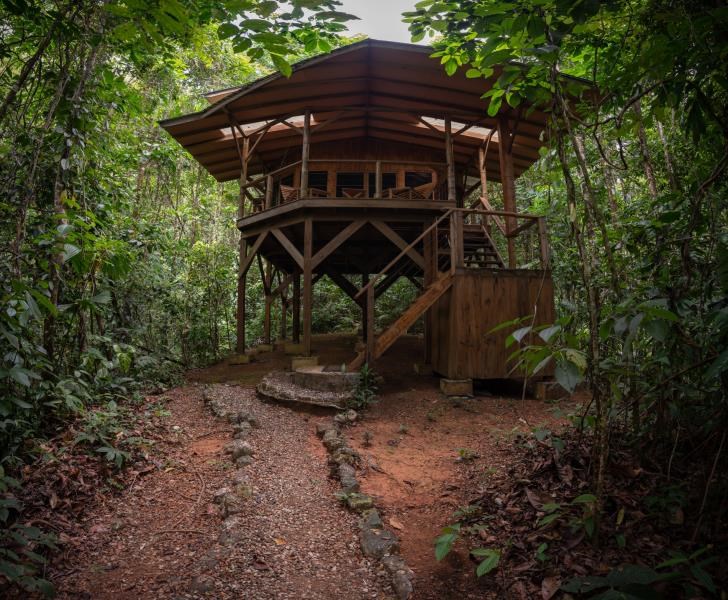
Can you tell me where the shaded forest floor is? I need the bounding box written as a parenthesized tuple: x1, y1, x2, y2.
(33, 334, 566, 599)
(20, 334, 723, 598)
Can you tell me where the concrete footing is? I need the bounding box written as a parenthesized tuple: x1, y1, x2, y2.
(291, 355, 319, 370)
(440, 378, 473, 397)
(228, 354, 251, 365)
(284, 342, 305, 355)
(534, 380, 567, 401)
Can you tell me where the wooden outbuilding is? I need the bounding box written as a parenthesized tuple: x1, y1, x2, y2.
(160, 39, 562, 380)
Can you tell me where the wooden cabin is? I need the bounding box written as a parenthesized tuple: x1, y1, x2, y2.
(160, 39, 558, 382)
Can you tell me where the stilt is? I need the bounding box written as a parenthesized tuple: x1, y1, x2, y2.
(292, 272, 300, 343)
(498, 115, 518, 268)
(236, 236, 246, 353)
(303, 218, 313, 356)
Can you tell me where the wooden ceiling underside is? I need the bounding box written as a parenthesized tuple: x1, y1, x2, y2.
(160, 40, 555, 183)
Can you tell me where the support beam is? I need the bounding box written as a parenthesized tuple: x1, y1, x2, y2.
(263, 261, 273, 344)
(366, 285, 375, 365)
(326, 270, 364, 306)
(311, 220, 366, 270)
(445, 116, 457, 204)
(236, 237, 247, 353)
(300, 109, 311, 198)
(375, 160, 382, 198)
(303, 218, 313, 356)
(498, 115, 518, 268)
(370, 220, 425, 269)
(271, 228, 304, 270)
(239, 230, 269, 277)
(292, 272, 301, 343)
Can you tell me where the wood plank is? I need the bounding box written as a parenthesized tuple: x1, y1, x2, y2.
(325, 269, 364, 306)
(303, 218, 313, 356)
(374, 273, 453, 359)
(271, 228, 304, 270)
(311, 219, 366, 270)
(498, 116, 517, 268)
(240, 230, 269, 276)
(292, 272, 300, 343)
(370, 220, 425, 269)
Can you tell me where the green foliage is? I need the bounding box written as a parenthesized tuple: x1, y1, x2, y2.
(434, 522, 460, 561)
(562, 548, 718, 599)
(348, 363, 378, 411)
(0, 468, 55, 597)
(471, 547, 500, 577)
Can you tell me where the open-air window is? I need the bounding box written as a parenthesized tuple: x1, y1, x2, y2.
(308, 171, 328, 197)
(336, 172, 365, 198)
(405, 171, 432, 187)
(367, 172, 397, 195)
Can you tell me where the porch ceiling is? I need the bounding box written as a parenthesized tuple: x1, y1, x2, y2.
(160, 40, 585, 183)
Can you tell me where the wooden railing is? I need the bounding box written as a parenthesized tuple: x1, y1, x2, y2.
(238, 158, 449, 217)
(348, 207, 549, 366)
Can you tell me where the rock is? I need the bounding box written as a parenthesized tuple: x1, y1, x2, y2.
(233, 482, 253, 499)
(218, 493, 245, 518)
(359, 526, 399, 559)
(233, 430, 249, 441)
(322, 429, 345, 452)
(209, 401, 227, 418)
(338, 463, 359, 493)
(360, 508, 383, 530)
(225, 440, 254, 459)
(330, 446, 359, 465)
(231, 470, 249, 485)
(189, 576, 214, 594)
(235, 455, 254, 468)
(229, 411, 260, 428)
(382, 555, 410, 575)
(218, 516, 245, 546)
(213, 487, 230, 503)
(392, 570, 414, 599)
(233, 422, 252, 434)
(347, 493, 374, 512)
(345, 409, 358, 422)
(315, 423, 332, 437)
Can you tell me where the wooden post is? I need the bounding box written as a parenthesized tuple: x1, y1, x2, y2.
(445, 116, 457, 204)
(292, 272, 300, 343)
(280, 297, 287, 340)
(423, 220, 434, 365)
(478, 143, 490, 233)
(303, 218, 313, 356)
(235, 142, 249, 352)
(238, 137, 250, 219)
(361, 274, 369, 341)
(375, 160, 382, 198)
(300, 109, 311, 199)
(236, 237, 247, 353)
(263, 261, 272, 344)
(265, 174, 273, 209)
(450, 211, 464, 272)
(497, 115, 517, 268)
(366, 284, 375, 365)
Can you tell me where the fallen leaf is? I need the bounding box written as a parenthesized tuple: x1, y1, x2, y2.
(389, 518, 404, 530)
(541, 576, 560, 600)
(273, 537, 286, 545)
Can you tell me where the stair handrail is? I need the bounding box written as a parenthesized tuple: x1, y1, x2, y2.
(355, 208, 455, 301)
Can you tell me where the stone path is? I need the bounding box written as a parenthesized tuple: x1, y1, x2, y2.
(54, 384, 392, 599)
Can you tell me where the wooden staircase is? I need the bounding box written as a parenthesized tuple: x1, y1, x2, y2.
(348, 272, 454, 370)
(437, 224, 505, 270)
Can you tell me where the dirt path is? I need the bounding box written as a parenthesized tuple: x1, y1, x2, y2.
(53, 384, 390, 599)
(50, 335, 568, 600)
